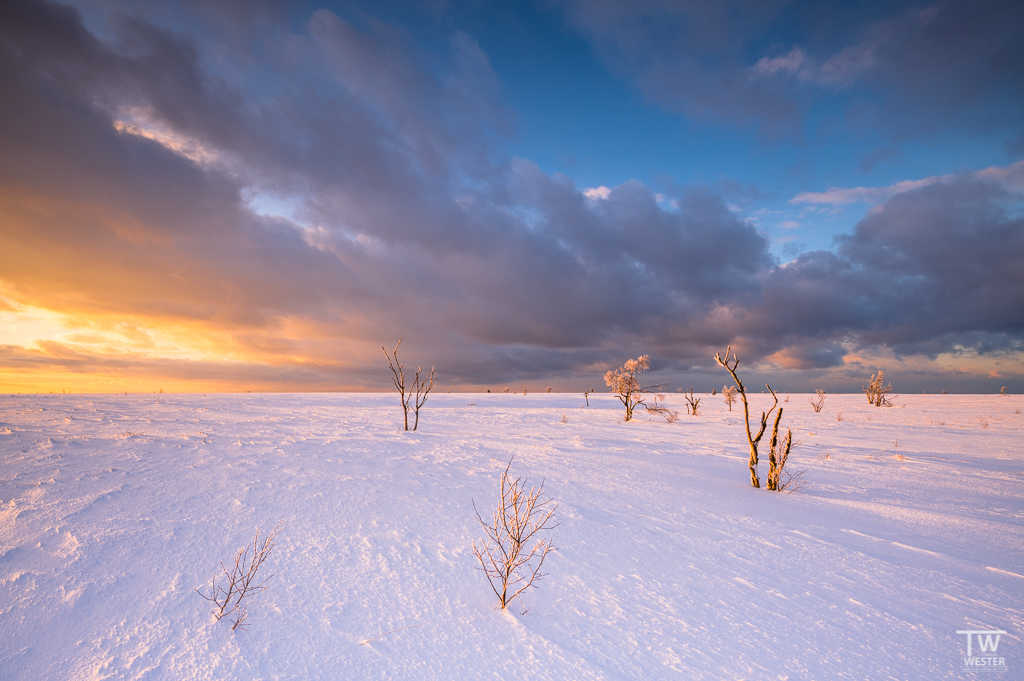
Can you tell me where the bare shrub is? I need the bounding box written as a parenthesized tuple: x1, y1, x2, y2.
(778, 469, 806, 492)
(656, 396, 680, 423)
(411, 363, 436, 432)
(864, 370, 894, 407)
(895, 453, 905, 462)
(197, 524, 282, 631)
(383, 339, 436, 431)
(584, 388, 594, 406)
(722, 385, 738, 411)
(765, 409, 794, 492)
(560, 414, 569, 424)
(1000, 386, 1009, 396)
(809, 388, 826, 413)
(714, 346, 793, 490)
(836, 411, 844, 422)
(684, 388, 701, 416)
(472, 458, 557, 612)
(604, 355, 678, 421)
(546, 387, 552, 393)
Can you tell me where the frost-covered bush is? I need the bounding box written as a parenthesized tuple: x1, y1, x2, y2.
(864, 371, 893, 407)
(604, 355, 677, 422)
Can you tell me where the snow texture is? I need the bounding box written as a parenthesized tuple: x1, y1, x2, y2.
(0, 392, 1021, 679)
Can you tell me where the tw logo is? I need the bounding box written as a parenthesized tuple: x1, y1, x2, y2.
(957, 630, 1006, 656)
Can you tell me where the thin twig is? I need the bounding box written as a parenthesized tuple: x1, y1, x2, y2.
(361, 625, 422, 645)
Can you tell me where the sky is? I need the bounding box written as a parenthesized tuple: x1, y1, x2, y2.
(1, 0, 1022, 394)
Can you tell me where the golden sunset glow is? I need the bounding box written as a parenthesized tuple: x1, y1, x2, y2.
(1, 0, 1021, 394)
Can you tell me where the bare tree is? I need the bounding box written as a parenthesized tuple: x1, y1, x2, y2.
(383, 340, 411, 430)
(197, 523, 282, 631)
(472, 458, 558, 612)
(722, 385, 738, 411)
(714, 346, 792, 489)
(411, 363, 436, 431)
(809, 388, 826, 413)
(864, 370, 893, 407)
(384, 339, 436, 431)
(604, 355, 678, 421)
(684, 388, 701, 416)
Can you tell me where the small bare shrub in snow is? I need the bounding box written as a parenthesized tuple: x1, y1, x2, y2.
(383, 339, 437, 431)
(714, 346, 793, 490)
(197, 523, 282, 631)
(722, 385, 738, 411)
(864, 370, 894, 407)
(684, 388, 701, 416)
(809, 389, 826, 413)
(472, 458, 557, 612)
(604, 355, 678, 422)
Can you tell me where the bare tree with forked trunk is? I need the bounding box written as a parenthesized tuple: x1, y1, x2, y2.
(714, 346, 793, 490)
(384, 339, 436, 431)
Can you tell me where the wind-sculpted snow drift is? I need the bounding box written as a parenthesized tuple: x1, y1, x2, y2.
(0, 392, 1021, 679)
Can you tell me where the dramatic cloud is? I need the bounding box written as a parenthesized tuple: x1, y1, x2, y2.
(791, 161, 1024, 206)
(553, 0, 1024, 142)
(0, 0, 1021, 392)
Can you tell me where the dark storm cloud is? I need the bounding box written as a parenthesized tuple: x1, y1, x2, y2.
(747, 174, 1024, 367)
(552, 0, 1024, 140)
(1, 0, 1022, 389)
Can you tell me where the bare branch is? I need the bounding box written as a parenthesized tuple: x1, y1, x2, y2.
(196, 523, 282, 632)
(412, 364, 436, 431)
(472, 457, 558, 612)
(383, 340, 411, 430)
(361, 625, 422, 645)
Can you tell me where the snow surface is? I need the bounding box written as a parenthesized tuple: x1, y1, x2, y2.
(0, 392, 1021, 680)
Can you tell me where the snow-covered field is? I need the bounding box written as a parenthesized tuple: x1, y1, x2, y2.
(0, 391, 1021, 680)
